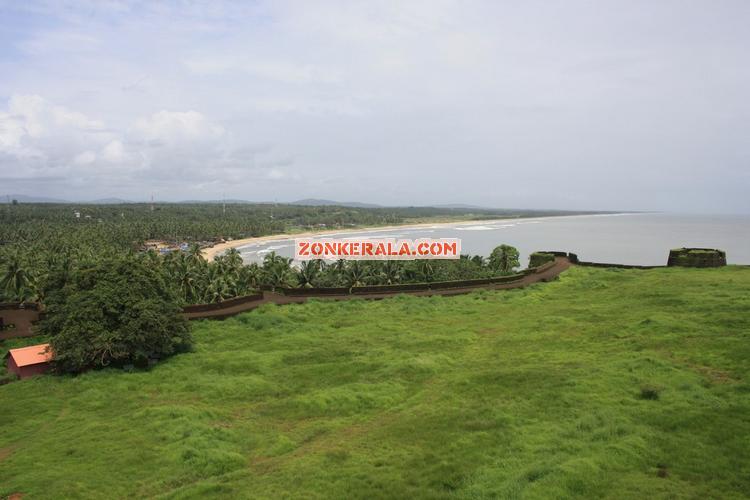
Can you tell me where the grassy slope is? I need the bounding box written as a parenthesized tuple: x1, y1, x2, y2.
(1, 266, 750, 499)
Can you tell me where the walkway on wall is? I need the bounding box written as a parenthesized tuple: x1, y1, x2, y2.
(183, 256, 573, 320)
(0, 257, 574, 334)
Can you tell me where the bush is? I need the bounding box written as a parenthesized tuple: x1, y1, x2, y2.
(639, 385, 661, 400)
(489, 245, 520, 274)
(40, 255, 192, 373)
(529, 252, 555, 268)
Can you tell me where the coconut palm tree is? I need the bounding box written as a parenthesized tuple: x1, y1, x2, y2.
(342, 260, 372, 291)
(297, 260, 322, 288)
(187, 243, 204, 266)
(489, 245, 520, 274)
(200, 265, 236, 303)
(470, 254, 486, 267)
(238, 263, 262, 290)
(262, 252, 294, 291)
(174, 258, 199, 303)
(417, 260, 435, 283)
(0, 253, 35, 302)
(224, 248, 244, 270)
(379, 260, 403, 285)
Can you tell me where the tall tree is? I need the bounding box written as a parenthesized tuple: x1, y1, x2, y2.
(40, 255, 192, 373)
(489, 245, 520, 274)
(297, 260, 322, 288)
(0, 253, 35, 302)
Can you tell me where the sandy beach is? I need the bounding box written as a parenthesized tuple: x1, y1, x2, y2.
(200, 218, 526, 261)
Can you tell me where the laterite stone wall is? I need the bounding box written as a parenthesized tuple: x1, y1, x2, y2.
(667, 248, 727, 268)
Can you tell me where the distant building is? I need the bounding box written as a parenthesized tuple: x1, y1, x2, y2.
(143, 240, 168, 251)
(143, 239, 188, 254)
(6, 343, 53, 379)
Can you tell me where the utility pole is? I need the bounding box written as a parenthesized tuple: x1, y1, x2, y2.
(222, 193, 226, 216)
(150, 193, 154, 212)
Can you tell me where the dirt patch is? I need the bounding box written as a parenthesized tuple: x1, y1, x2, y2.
(0, 445, 15, 462)
(661, 351, 738, 384)
(690, 364, 737, 384)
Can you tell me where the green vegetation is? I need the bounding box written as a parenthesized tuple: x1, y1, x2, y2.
(39, 256, 191, 373)
(1, 204, 523, 305)
(253, 246, 516, 292)
(528, 251, 555, 268)
(2, 265, 749, 498)
(488, 244, 520, 273)
(667, 248, 727, 268)
(0, 202, 576, 304)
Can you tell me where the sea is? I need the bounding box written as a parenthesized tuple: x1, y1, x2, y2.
(237, 213, 750, 266)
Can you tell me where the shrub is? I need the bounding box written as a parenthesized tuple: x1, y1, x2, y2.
(639, 385, 661, 400)
(489, 245, 520, 274)
(40, 255, 192, 373)
(529, 252, 555, 268)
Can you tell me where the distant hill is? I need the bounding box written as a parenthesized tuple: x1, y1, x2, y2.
(83, 198, 134, 204)
(178, 199, 275, 204)
(291, 198, 382, 208)
(4, 195, 380, 207)
(2, 195, 136, 204)
(3, 194, 68, 203)
(430, 203, 490, 210)
(1, 195, 620, 215)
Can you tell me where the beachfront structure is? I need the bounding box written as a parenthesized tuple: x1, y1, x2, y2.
(6, 343, 53, 379)
(667, 248, 727, 267)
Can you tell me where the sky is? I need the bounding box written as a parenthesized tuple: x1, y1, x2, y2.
(0, 1, 748, 213)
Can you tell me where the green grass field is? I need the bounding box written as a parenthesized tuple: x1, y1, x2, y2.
(2, 265, 750, 499)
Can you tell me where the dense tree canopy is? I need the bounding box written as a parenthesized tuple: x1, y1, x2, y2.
(489, 244, 521, 274)
(0, 203, 528, 305)
(0, 203, 531, 375)
(40, 256, 192, 373)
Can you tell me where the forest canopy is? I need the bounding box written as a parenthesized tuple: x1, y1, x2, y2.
(0, 203, 572, 304)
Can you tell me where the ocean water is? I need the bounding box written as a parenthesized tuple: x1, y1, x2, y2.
(238, 213, 750, 266)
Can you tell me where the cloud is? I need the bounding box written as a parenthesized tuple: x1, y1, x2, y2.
(18, 31, 100, 55)
(0, 95, 290, 190)
(132, 110, 225, 143)
(73, 150, 96, 165)
(184, 56, 342, 85)
(101, 140, 126, 163)
(0, 1, 748, 211)
(0, 94, 112, 170)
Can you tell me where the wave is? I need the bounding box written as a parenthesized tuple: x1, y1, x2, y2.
(454, 225, 496, 231)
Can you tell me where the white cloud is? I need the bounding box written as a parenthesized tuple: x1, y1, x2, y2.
(0, 95, 278, 186)
(18, 31, 100, 55)
(184, 56, 342, 85)
(73, 150, 96, 165)
(1, 1, 749, 211)
(0, 94, 110, 164)
(266, 168, 286, 180)
(132, 110, 225, 144)
(101, 140, 125, 163)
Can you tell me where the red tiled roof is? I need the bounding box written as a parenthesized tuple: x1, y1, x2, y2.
(8, 343, 53, 367)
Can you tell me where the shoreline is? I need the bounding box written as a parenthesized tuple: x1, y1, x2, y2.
(201, 213, 634, 260)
